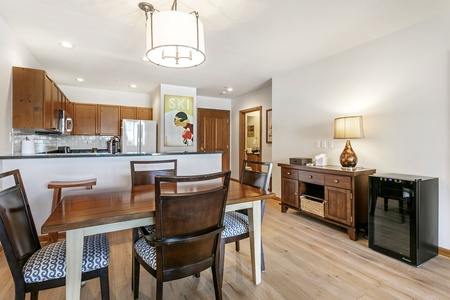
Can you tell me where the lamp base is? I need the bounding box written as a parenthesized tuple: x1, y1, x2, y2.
(340, 140, 358, 169)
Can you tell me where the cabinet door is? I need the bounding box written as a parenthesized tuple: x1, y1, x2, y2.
(281, 177, 299, 208)
(73, 103, 97, 135)
(97, 105, 120, 135)
(12, 67, 46, 129)
(136, 107, 152, 120)
(325, 186, 352, 225)
(120, 106, 136, 120)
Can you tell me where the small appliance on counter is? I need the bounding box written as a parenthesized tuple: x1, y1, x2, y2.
(289, 157, 312, 165)
(107, 136, 120, 154)
(21, 137, 35, 155)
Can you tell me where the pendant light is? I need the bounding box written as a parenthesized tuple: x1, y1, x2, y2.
(139, 1, 206, 68)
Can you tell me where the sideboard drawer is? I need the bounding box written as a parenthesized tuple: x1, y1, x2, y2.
(325, 174, 351, 189)
(282, 168, 298, 179)
(298, 171, 324, 185)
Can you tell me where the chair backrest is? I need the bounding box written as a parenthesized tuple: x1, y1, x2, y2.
(130, 160, 177, 186)
(0, 169, 40, 281)
(240, 160, 273, 191)
(154, 171, 231, 280)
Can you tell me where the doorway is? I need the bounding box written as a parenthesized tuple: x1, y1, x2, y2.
(239, 106, 262, 173)
(197, 108, 230, 171)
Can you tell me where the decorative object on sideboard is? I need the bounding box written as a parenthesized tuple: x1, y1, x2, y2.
(138, 1, 206, 68)
(334, 116, 364, 170)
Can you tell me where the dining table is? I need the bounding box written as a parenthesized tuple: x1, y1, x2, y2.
(41, 179, 275, 300)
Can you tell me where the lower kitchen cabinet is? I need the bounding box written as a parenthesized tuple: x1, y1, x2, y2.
(278, 163, 376, 240)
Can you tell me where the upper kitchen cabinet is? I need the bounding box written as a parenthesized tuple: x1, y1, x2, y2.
(136, 107, 152, 120)
(97, 104, 120, 135)
(73, 103, 97, 135)
(120, 106, 137, 120)
(13, 67, 49, 129)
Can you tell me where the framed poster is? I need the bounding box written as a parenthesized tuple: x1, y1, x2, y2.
(164, 94, 195, 146)
(266, 109, 272, 143)
(247, 125, 255, 137)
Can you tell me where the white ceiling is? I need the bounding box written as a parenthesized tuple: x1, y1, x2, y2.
(1, 0, 450, 98)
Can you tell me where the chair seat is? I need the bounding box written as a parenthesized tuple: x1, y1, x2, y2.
(137, 224, 156, 238)
(23, 233, 109, 284)
(134, 237, 157, 270)
(222, 211, 249, 238)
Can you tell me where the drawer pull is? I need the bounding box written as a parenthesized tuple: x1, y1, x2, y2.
(287, 172, 291, 175)
(308, 175, 313, 179)
(334, 179, 339, 183)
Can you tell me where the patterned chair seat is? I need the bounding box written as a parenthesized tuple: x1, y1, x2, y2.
(22, 233, 109, 284)
(222, 211, 249, 238)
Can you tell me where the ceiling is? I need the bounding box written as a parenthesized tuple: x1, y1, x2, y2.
(1, 0, 450, 98)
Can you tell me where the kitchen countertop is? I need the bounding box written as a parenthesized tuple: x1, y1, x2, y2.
(0, 151, 220, 160)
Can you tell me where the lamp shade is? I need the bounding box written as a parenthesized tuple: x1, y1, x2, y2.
(334, 116, 364, 139)
(145, 10, 206, 68)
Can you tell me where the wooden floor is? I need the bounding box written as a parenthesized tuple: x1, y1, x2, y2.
(1, 199, 450, 299)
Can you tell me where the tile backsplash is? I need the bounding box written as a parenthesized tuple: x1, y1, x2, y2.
(12, 130, 114, 154)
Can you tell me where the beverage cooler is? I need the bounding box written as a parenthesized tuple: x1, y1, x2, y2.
(368, 173, 438, 266)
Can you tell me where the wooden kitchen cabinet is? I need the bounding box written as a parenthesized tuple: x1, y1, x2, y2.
(13, 67, 48, 129)
(97, 104, 120, 135)
(278, 163, 375, 240)
(120, 106, 137, 120)
(73, 103, 97, 135)
(136, 107, 152, 120)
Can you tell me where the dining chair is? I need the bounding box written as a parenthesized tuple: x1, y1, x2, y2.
(132, 170, 231, 300)
(221, 160, 273, 272)
(0, 169, 110, 300)
(130, 160, 177, 186)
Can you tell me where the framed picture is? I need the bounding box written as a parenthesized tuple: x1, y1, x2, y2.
(266, 109, 272, 143)
(247, 125, 255, 137)
(164, 94, 195, 147)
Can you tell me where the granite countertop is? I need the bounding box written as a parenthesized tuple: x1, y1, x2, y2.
(0, 150, 219, 160)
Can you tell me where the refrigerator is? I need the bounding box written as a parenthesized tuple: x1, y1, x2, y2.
(121, 119, 157, 153)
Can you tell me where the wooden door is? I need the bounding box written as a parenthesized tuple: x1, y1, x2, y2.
(137, 107, 152, 120)
(197, 108, 230, 171)
(325, 186, 352, 226)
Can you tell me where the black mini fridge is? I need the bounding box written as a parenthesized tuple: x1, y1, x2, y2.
(368, 173, 438, 266)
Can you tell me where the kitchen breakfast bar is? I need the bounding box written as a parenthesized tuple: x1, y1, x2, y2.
(0, 151, 223, 235)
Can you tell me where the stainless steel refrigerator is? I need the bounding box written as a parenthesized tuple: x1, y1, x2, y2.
(121, 119, 157, 153)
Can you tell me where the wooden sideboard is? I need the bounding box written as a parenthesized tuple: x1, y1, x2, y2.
(278, 163, 376, 240)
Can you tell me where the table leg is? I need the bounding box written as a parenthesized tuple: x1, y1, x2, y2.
(248, 200, 262, 285)
(66, 229, 84, 300)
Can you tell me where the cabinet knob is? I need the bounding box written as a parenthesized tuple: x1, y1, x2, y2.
(294, 192, 298, 195)
(287, 172, 291, 175)
(334, 179, 339, 183)
(308, 175, 312, 179)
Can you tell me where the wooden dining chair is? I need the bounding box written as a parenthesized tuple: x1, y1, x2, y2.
(130, 160, 177, 186)
(221, 160, 273, 272)
(132, 171, 231, 300)
(0, 169, 110, 300)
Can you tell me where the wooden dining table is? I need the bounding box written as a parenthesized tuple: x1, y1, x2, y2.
(41, 180, 275, 300)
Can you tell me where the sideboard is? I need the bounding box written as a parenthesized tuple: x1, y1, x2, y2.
(278, 163, 376, 240)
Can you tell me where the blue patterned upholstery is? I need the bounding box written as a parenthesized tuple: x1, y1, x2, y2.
(134, 225, 157, 270)
(137, 224, 156, 238)
(222, 211, 249, 238)
(22, 233, 109, 284)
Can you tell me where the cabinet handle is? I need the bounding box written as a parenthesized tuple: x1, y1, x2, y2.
(294, 192, 298, 195)
(308, 175, 312, 179)
(334, 179, 339, 183)
(286, 172, 291, 175)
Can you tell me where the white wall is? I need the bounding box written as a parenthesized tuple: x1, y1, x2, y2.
(231, 85, 272, 179)
(272, 13, 450, 248)
(0, 17, 43, 156)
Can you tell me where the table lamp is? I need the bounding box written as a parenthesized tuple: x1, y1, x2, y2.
(334, 116, 364, 170)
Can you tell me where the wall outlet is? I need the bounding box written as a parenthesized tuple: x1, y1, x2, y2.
(320, 140, 326, 148)
(314, 140, 320, 148)
(328, 140, 333, 148)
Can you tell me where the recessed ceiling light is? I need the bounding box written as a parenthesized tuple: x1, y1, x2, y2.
(221, 91, 227, 95)
(227, 87, 233, 92)
(130, 84, 137, 88)
(59, 41, 74, 49)
(76, 78, 84, 82)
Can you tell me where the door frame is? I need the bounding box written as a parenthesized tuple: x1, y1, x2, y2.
(239, 106, 262, 173)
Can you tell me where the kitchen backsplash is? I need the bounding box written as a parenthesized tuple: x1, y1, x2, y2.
(12, 130, 114, 154)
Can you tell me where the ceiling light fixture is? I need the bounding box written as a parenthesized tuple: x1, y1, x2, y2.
(138, 1, 206, 68)
(76, 78, 84, 82)
(59, 41, 74, 49)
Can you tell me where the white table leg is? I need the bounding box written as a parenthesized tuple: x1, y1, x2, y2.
(248, 200, 262, 285)
(66, 229, 84, 300)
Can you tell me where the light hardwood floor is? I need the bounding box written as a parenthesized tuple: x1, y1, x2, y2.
(1, 199, 450, 300)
